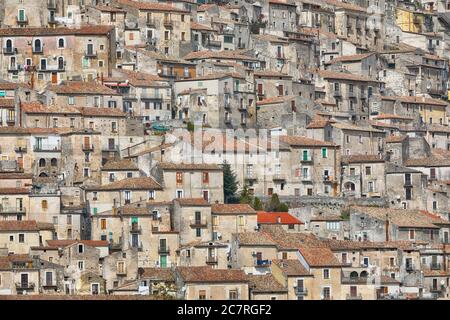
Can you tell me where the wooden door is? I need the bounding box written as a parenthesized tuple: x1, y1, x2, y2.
(51, 72, 57, 84)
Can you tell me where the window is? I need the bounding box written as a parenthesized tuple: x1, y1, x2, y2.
(409, 229, 415, 240)
(42, 200, 48, 210)
(405, 187, 412, 200)
(196, 228, 201, 237)
(365, 166, 371, 175)
(78, 261, 84, 270)
(322, 148, 328, 158)
(322, 287, 331, 300)
(238, 215, 245, 226)
(323, 269, 330, 279)
(78, 244, 84, 253)
(149, 190, 155, 200)
(68, 96, 75, 105)
(202, 172, 209, 184)
(101, 219, 106, 230)
(18, 234, 24, 243)
(199, 290, 206, 300)
(229, 290, 238, 300)
(176, 172, 183, 184)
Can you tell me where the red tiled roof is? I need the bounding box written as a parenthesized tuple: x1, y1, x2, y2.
(257, 212, 303, 225)
(279, 135, 337, 147)
(46, 240, 109, 247)
(174, 198, 210, 206)
(0, 220, 40, 231)
(87, 177, 162, 191)
(177, 266, 248, 283)
(47, 81, 119, 95)
(0, 187, 29, 194)
(0, 25, 114, 36)
(341, 154, 385, 163)
(298, 246, 342, 267)
(158, 162, 222, 171)
(116, 0, 189, 12)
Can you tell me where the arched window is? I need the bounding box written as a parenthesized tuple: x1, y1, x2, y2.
(39, 172, 48, 177)
(344, 182, 355, 191)
(41, 200, 48, 210)
(349, 271, 358, 279)
(58, 57, 64, 70)
(34, 39, 42, 52)
(39, 158, 46, 167)
(50, 158, 57, 166)
(58, 38, 65, 48)
(360, 271, 368, 278)
(5, 39, 12, 50)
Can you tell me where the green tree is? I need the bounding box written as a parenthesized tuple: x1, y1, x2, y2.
(266, 193, 289, 212)
(253, 197, 263, 211)
(222, 162, 238, 203)
(239, 184, 253, 204)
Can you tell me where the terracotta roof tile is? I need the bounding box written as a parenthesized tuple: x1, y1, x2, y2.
(341, 154, 385, 163)
(257, 212, 303, 224)
(102, 159, 139, 171)
(317, 70, 378, 82)
(87, 177, 162, 191)
(0, 220, 40, 231)
(272, 259, 311, 276)
(381, 96, 448, 106)
(117, 0, 189, 12)
(298, 246, 342, 267)
(174, 198, 210, 206)
(328, 53, 374, 64)
(46, 240, 108, 247)
(385, 135, 407, 143)
(0, 25, 114, 36)
(247, 274, 287, 293)
(212, 204, 256, 215)
(0, 187, 29, 194)
(47, 81, 119, 95)
(141, 267, 175, 281)
(177, 266, 248, 283)
(234, 232, 277, 246)
(183, 50, 259, 61)
(158, 162, 222, 171)
(279, 135, 337, 147)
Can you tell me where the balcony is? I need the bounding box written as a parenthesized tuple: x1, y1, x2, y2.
(301, 176, 312, 182)
(189, 218, 208, 228)
(146, 18, 156, 27)
(109, 241, 123, 251)
(348, 91, 356, 99)
(431, 263, 441, 270)
(116, 269, 127, 276)
(255, 259, 271, 267)
(141, 93, 163, 101)
(206, 39, 222, 47)
(14, 146, 27, 153)
(82, 144, 94, 151)
(33, 144, 61, 152)
(130, 224, 142, 234)
(32, 47, 43, 54)
(102, 145, 119, 152)
(272, 174, 286, 182)
(3, 47, 16, 55)
(224, 118, 232, 124)
(158, 246, 170, 254)
(294, 287, 308, 296)
(206, 256, 218, 265)
(238, 104, 248, 112)
(346, 294, 363, 300)
(16, 16, 28, 25)
(15, 282, 35, 290)
(48, 16, 57, 25)
(0, 207, 26, 214)
(163, 19, 173, 28)
(244, 176, 258, 183)
(42, 281, 57, 288)
(129, 240, 143, 251)
(333, 91, 342, 98)
(85, 50, 97, 58)
(300, 156, 313, 163)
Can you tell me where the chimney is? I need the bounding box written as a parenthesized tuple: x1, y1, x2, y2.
(385, 213, 389, 242)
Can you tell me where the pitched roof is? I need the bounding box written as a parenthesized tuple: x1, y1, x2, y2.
(0, 25, 114, 37)
(76, 107, 127, 117)
(317, 70, 378, 82)
(0, 187, 29, 194)
(211, 204, 256, 215)
(381, 96, 448, 107)
(256, 95, 297, 106)
(328, 53, 374, 64)
(385, 135, 407, 143)
(310, 214, 343, 222)
(272, 259, 311, 276)
(22, 102, 81, 114)
(332, 122, 385, 133)
(46, 240, 109, 247)
(341, 154, 385, 164)
(140, 268, 175, 282)
(257, 212, 303, 224)
(351, 206, 449, 229)
(405, 157, 450, 167)
(158, 162, 222, 171)
(183, 50, 259, 61)
(298, 246, 342, 267)
(116, 0, 189, 12)
(102, 159, 139, 171)
(234, 232, 277, 246)
(279, 135, 337, 147)
(0, 220, 40, 232)
(173, 198, 210, 206)
(247, 274, 287, 293)
(177, 266, 248, 283)
(87, 177, 162, 191)
(47, 81, 119, 95)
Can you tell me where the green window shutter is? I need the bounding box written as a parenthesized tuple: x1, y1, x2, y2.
(93, 208, 97, 215)
(322, 148, 327, 158)
(303, 150, 308, 161)
(131, 217, 138, 224)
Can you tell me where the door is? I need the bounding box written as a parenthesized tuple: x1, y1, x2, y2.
(51, 72, 57, 84)
(91, 283, 99, 295)
(202, 190, 209, 201)
(45, 271, 53, 286)
(257, 83, 263, 95)
(87, 43, 94, 55)
(160, 255, 167, 268)
(297, 279, 304, 292)
(108, 138, 115, 150)
(278, 85, 284, 96)
(21, 273, 28, 287)
(17, 156, 23, 170)
(131, 233, 139, 248)
(350, 286, 357, 297)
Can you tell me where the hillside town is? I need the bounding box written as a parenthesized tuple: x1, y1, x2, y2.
(0, 0, 448, 301)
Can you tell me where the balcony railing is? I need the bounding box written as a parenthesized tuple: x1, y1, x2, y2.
(272, 174, 286, 181)
(334, 91, 342, 98)
(3, 47, 16, 55)
(85, 50, 97, 58)
(431, 263, 441, 270)
(129, 240, 143, 251)
(48, 16, 57, 24)
(158, 246, 170, 254)
(294, 287, 308, 296)
(33, 144, 61, 152)
(300, 156, 313, 163)
(244, 175, 258, 182)
(15, 282, 35, 290)
(102, 145, 119, 152)
(130, 224, 142, 233)
(116, 268, 127, 276)
(16, 16, 28, 24)
(189, 218, 208, 228)
(82, 144, 94, 151)
(146, 18, 156, 27)
(32, 47, 43, 54)
(255, 259, 271, 267)
(0, 207, 26, 214)
(206, 39, 222, 47)
(43, 281, 57, 288)
(163, 19, 173, 27)
(15, 146, 27, 153)
(206, 256, 218, 264)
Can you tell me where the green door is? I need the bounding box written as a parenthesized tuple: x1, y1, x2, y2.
(302, 150, 308, 161)
(160, 255, 167, 268)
